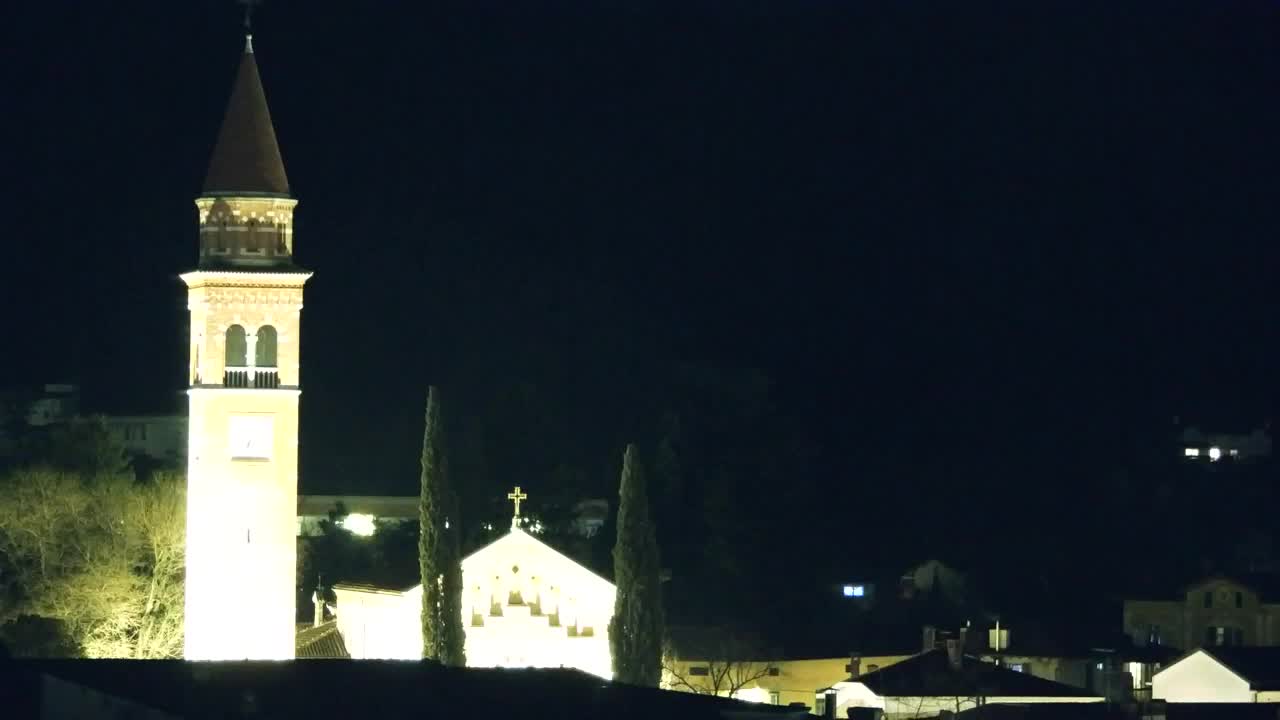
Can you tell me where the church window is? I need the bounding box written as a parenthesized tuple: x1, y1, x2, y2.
(769, 692, 780, 705)
(255, 325, 278, 367)
(225, 325, 247, 367)
(689, 666, 710, 676)
(767, 667, 780, 676)
(1203, 591, 1212, 608)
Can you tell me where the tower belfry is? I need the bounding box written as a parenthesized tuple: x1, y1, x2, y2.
(182, 28, 310, 661)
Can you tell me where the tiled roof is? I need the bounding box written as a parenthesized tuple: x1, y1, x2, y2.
(12, 660, 808, 720)
(850, 649, 1098, 698)
(203, 40, 290, 196)
(295, 621, 350, 659)
(1199, 646, 1280, 691)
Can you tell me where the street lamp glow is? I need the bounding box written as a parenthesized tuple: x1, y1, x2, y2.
(342, 513, 377, 537)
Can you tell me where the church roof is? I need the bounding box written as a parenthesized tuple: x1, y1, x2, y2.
(462, 527, 615, 591)
(203, 36, 290, 197)
(295, 622, 350, 659)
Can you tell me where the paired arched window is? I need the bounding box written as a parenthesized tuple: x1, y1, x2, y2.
(225, 325, 247, 367)
(255, 325, 278, 367)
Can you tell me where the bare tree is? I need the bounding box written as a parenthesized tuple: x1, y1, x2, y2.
(662, 626, 779, 699)
(0, 468, 184, 658)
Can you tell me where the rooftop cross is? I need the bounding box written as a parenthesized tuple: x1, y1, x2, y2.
(507, 486, 528, 529)
(238, 0, 261, 52)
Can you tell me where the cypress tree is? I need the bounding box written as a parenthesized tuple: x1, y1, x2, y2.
(419, 386, 466, 665)
(609, 443, 664, 685)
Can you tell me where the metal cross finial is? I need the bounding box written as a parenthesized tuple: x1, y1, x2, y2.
(239, 0, 261, 31)
(507, 486, 528, 527)
(238, 0, 262, 53)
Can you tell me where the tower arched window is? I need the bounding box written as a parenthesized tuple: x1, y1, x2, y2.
(225, 325, 247, 367)
(255, 325, 278, 367)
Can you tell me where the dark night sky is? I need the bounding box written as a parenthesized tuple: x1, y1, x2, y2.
(3, 1, 1278, 592)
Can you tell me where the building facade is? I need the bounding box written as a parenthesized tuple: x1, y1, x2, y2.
(182, 33, 310, 660)
(1124, 576, 1280, 652)
(333, 520, 616, 678)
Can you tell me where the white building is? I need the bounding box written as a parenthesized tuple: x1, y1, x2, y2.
(333, 496, 616, 679)
(1152, 647, 1280, 703)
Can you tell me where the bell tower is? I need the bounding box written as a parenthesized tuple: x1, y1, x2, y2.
(182, 31, 310, 660)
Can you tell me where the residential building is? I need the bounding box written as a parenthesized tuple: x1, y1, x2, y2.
(1152, 646, 1280, 703)
(819, 644, 1103, 719)
(1123, 575, 1280, 650)
(663, 626, 912, 709)
(1179, 425, 1272, 463)
(102, 415, 186, 465)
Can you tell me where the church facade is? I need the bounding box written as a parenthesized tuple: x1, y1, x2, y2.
(334, 504, 616, 678)
(183, 33, 310, 660)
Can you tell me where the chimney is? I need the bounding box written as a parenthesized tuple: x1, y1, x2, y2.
(847, 654, 861, 679)
(312, 582, 326, 627)
(923, 625, 937, 652)
(945, 639, 962, 671)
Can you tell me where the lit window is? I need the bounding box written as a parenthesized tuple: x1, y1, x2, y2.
(1229, 448, 1239, 457)
(1209, 447, 1222, 461)
(843, 584, 865, 598)
(1184, 447, 1200, 458)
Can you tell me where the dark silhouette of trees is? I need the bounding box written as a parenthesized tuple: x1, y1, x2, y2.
(418, 387, 465, 666)
(610, 444, 664, 685)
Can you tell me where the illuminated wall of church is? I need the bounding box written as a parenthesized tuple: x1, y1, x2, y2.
(333, 527, 615, 679)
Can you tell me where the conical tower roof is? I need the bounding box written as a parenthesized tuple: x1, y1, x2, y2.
(203, 36, 290, 197)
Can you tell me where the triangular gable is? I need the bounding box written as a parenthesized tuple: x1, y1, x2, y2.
(462, 528, 615, 596)
(384, 528, 615, 599)
(1153, 648, 1252, 688)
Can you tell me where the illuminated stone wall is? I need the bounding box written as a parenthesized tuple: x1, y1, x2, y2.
(182, 270, 309, 661)
(195, 196, 297, 266)
(334, 527, 616, 678)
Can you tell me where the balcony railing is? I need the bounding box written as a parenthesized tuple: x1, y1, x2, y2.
(224, 366, 280, 389)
